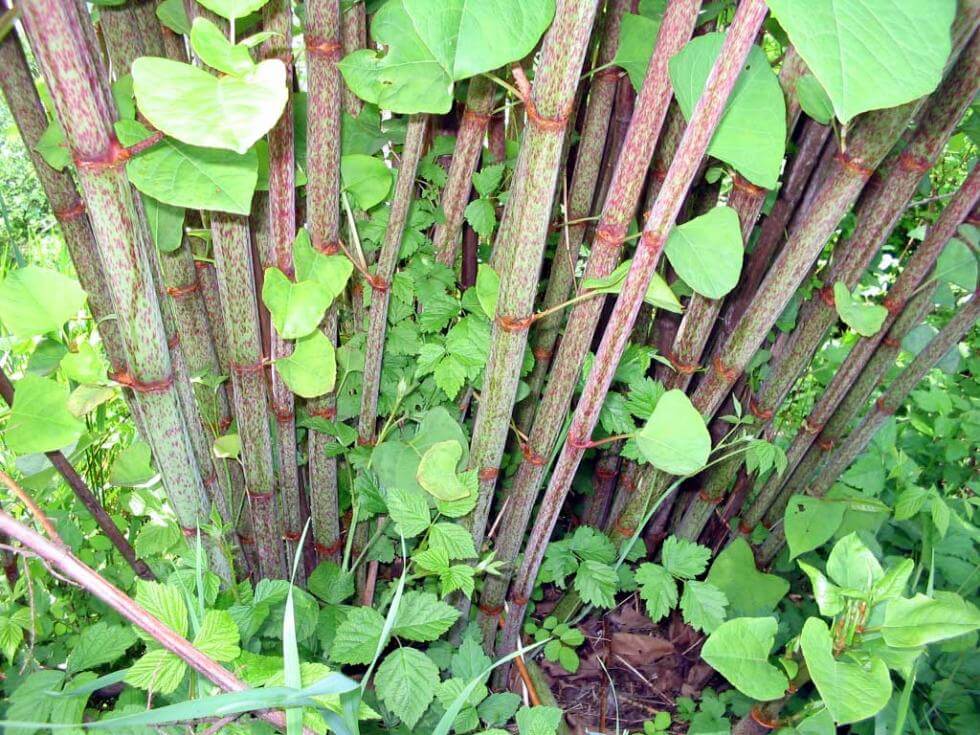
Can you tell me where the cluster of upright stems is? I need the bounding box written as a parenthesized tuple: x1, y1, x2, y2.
(2, 0, 978, 681)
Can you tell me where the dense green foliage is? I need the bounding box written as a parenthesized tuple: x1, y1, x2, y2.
(0, 1, 978, 734)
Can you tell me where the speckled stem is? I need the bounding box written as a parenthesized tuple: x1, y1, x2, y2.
(497, 0, 769, 657)
(516, 0, 632, 421)
(99, 0, 166, 76)
(676, 36, 980, 540)
(340, 1, 365, 117)
(357, 115, 427, 443)
(433, 76, 495, 267)
(19, 0, 211, 536)
(306, 0, 344, 562)
(758, 290, 980, 563)
(464, 0, 604, 557)
(210, 214, 284, 580)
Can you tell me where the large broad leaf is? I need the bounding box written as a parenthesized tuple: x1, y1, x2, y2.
(0, 266, 86, 337)
(196, 0, 272, 21)
(784, 495, 847, 560)
(292, 229, 353, 302)
(261, 268, 333, 339)
(118, 120, 258, 216)
(5, 375, 85, 455)
(882, 592, 980, 648)
(934, 238, 978, 291)
(701, 618, 788, 701)
(275, 331, 337, 398)
(416, 440, 469, 501)
(636, 389, 711, 475)
(664, 206, 743, 299)
(800, 617, 891, 724)
(833, 282, 887, 337)
(705, 538, 788, 617)
(764, 0, 956, 123)
(338, 0, 556, 114)
(341, 154, 393, 210)
(669, 34, 785, 189)
(132, 57, 288, 154)
(613, 13, 661, 91)
(825, 532, 882, 593)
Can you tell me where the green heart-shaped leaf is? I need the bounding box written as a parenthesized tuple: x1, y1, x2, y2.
(416, 440, 469, 501)
(6, 374, 85, 455)
(261, 268, 332, 339)
(132, 57, 288, 154)
(701, 617, 788, 701)
(636, 389, 711, 476)
(664, 206, 743, 299)
(275, 331, 337, 398)
(0, 265, 86, 338)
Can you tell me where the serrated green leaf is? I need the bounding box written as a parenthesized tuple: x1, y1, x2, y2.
(125, 648, 188, 694)
(375, 647, 439, 728)
(386, 486, 432, 538)
(393, 591, 460, 641)
(331, 606, 385, 664)
(465, 197, 497, 238)
(661, 536, 711, 579)
(635, 563, 678, 622)
(67, 622, 137, 674)
(516, 705, 564, 735)
(574, 560, 618, 609)
(679, 581, 727, 633)
(308, 561, 355, 604)
(428, 522, 477, 560)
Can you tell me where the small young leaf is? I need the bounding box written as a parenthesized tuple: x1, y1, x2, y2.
(796, 73, 834, 124)
(833, 282, 888, 337)
(156, 0, 191, 35)
(465, 197, 497, 239)
(341, 154, 393, 210)
(196, 0, 273, 22)
(275, 331, 337, 398)
(664, 206, 743, 299)
(190, 18, 255, 76)
(262, 267, 332, 339)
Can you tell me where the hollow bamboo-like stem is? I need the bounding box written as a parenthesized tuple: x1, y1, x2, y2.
(306, 0, 344, 562)
(758, 290, 980, 563)
(0, 508, 305, 734)
(498, 0, 770, 657)
(19, 0, 212, 537)
(210, 214, 285, 579)
(357, 115, 427, 444)
(255, 0, 303, 570)
(433, 76, 495, 268)
(741, 169, 980, 533)
(674, 34, 980, 540)
(475, 0, 701, 642)
(464, 0, 604, 551)
(517, 0, 632, 419)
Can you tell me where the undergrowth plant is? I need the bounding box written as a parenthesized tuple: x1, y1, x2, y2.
(0, 0, 978, 734)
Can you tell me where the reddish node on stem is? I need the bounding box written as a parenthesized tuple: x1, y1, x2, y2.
(166, 279, 201, 298)
(478, 467, 500, 482)
(309, 405, 337, 420)
(667, 351, 699, 375)
(478, 601, 505, 617)
(875, 396, 895, 415)
(801, 417, 823, 434)
(638, 230, 666, 253)
(366, 273, 389, 293)
(818, 437, 835, 452)
(713, 356, 738, 383)
(462, 107, 492, 125)
(315, 538, 344, 557)
(496, 313, 534, 333)
(521, 443, 547, 467)
(54, 200, 86, 222)
(283, 530, 301, 542)
(305, 37, 342, 60)
(109, 370, 175, 394)
(532, 345, 553, 361)
(732, 174, 766, 196)
(315, 239, 341, 256)
(834, 150, 873, 179)
(594, 222, 629, 248)
(273, 406, 295, 423)
(167, 333, 180, 350)
(882, 336, 901, 348)
(750, 707, 780, 730)
(882, 296, 903, 316)
(897, 149, 931, 174)
(698, 489, 723, 505)
(749, 397, 774, 421)
(818, 285, 836, 309)
(230, 360, 266, 376)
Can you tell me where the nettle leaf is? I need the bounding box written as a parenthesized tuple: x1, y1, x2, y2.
(784, 495, 847, 560)
(132, 57, 288, 154)
(262, 267, 332, 339)
(331, 606, 385, 664)
(516, 705, 564, 735)
(833, 282, 888, 337)
(582, 259, 683, 313)
(670, 34, 785, 189)
(0, 265, 86, 337)
(661, 536, 711, 579)
(197, 0, 272, 21)
(338, 0, 556, 114)
(190, 18, 255, 76)
(67, 622, 137, 674)
(476, 264, 500, 318)
(574, 560, 618, 608)
(706, 538, 788, 617)
(679, 581, 727, 633)
(796, 73, 834, 124)
(416, 440, 469, 501)
(472, 163, 505, 197)
(386, 486, 432, 538)
(765, 0, 955, 123)
(664, 206, 743, 299)
(636, 389, 711, 476)
(394, 591, 460, 641)
(118, 120, 258, 216)
(701, 618, 788, 701)
(801, 617, 891, 724)
(293, 229, 354, 300)
(341, 154, 393, 210)
(376, 647, 439, 728)
(275, 331, 336, 398)
(882, 592, 980, 648)
(156, 0, 191, 35)
(635, 563, 678, 622)
(5, 375, 85, 455)
(934, 238, 978, 291)
(614, 13, 661, 91)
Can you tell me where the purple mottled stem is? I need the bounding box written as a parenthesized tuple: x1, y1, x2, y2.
(497, 0, 769, 658)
